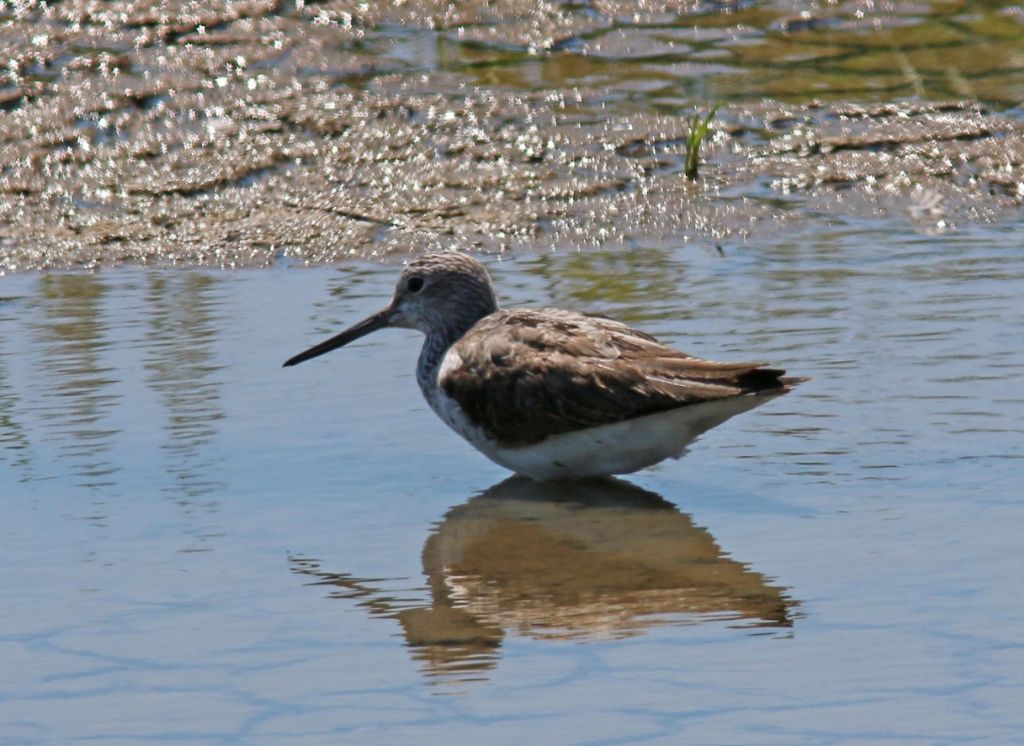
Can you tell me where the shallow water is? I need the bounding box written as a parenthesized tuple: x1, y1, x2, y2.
(4, 1, 1024, 269)
(2, 217, 1023, 743)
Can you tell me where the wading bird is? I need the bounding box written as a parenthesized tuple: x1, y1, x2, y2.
(285, 253, 804, 480)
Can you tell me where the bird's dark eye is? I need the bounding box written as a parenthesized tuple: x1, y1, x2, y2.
(407, 276, 425, 293)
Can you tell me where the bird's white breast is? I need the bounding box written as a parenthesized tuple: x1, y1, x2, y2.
(419, 345, 496, 447)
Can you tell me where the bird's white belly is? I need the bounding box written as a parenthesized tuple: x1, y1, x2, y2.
(428, 387, 778, 481)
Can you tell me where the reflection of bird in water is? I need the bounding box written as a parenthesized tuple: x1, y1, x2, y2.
(285, 252, 805, 479)
(291, 477, 797, 684)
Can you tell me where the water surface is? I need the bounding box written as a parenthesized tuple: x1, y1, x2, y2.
(2, 218, 1022, 743)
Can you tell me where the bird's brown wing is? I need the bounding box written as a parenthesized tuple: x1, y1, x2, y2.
(440, 308, 801, 447)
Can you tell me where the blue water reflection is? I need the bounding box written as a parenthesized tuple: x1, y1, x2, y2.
(1, 218, 1023, 742)
(293, 476, 796, 686)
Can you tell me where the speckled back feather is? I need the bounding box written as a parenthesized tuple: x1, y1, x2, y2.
(440, 308, 802, 447)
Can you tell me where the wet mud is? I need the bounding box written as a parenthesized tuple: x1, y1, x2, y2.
(2, 1, 1023, 270)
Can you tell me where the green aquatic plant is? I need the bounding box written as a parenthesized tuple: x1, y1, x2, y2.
(684, 105, 719, 181)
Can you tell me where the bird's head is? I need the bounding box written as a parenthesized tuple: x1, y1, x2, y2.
(283, 252, 498, 367)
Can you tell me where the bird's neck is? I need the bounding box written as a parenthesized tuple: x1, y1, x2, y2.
(415, 304, 494, 402)
(416, 332, 452, 401)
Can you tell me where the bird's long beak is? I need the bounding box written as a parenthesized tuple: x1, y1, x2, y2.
(283, 306, 396, 367)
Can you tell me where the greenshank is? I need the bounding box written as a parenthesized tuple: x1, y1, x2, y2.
(284, 253, 805, 480)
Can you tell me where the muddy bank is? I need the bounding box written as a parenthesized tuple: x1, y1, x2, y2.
(1, 1, 1023, 270)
